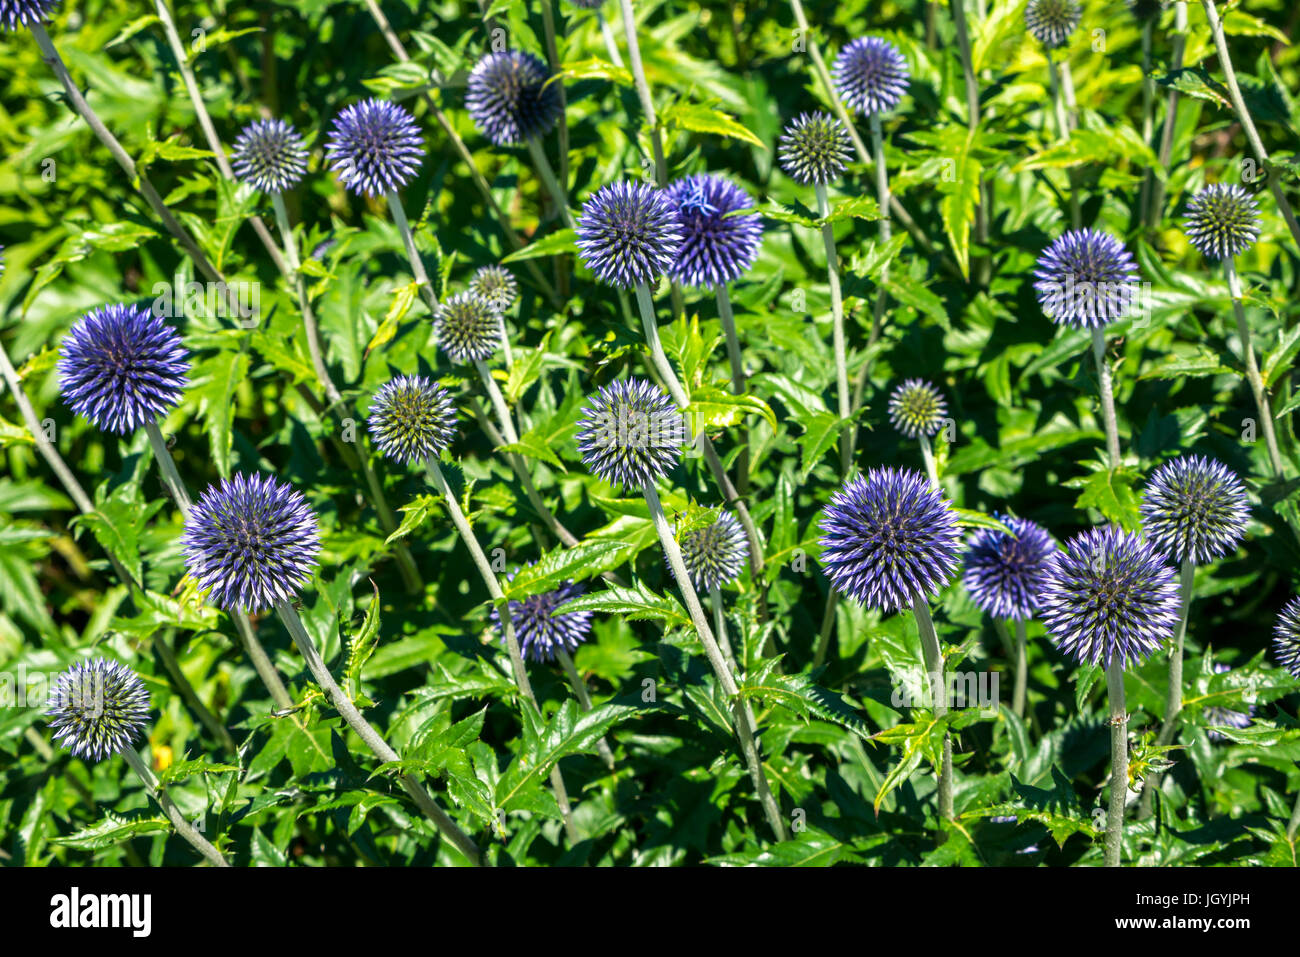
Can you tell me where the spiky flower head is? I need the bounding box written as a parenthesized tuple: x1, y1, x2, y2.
(231, 118, 308, 194)
(434, 291, 502, 362)
(1275, 598, 1300, 679)
(1033, 228, 1138, 329)
(491, 573, 594, 663)
(325, 98, 424, 197)
(1183, 184, 1261, 261)
(367, 376, 458, 465)
(672, 511, 748, 592)
(888, 379, 948, 439)
(778, 112, 852, 186)
(575, 181, 683, 288)
(1025, 0, 1082, 49)
(819, 467, 963, 613)
(58, 303, 189, 435)
(0, 0, 58, 30)
(962, 516, 1058, 620)
(833, 37, 909, 116)
(468, 265, 519, 313)
(576, 377, 686, 490)
(47, 658, 149, 762)
(1203, 662, 1254, 742)
(664, 174, 763, 287)
(182, 473, 320, 613)
(1039, 525, 1180, 670)
(1140, 455, 1249, 565)
(466, 50, 563, 146)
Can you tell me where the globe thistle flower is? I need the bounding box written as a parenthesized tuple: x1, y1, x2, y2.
(777, 112, 852, 186)
(46, 658, 149, 762)
(325, 98, 424, 197)
(833, 37, 909, 117)
(465, 50, 563, 147)
(1275, 598, 1300, 679)
(468, 265, 519, 313)
(663, 174, 763, 288)
(1025, 0, 1082, 49)
(575, 181, 683, 288)
(576, 377, 686, 490)
(491, 574, 594, 663)
(435, 292, 502, 363)
(1203, 663, 1254, 742)
(962, 516, 1058, 620)
(367, 375, 458, 465)
(231, 118, 308, 194)
(1140, 455, 1249, 565)
(0, 0, 58, 30)
(1039, 525, 1180, 670)
(1033, 229, 1138, 329)
(57, 303, 189, 435)
(181, 473, 320, 613)
(819, 467, 963, 613)
(1183, 184, 1261, 261)
(672, 511, 748, 591)
(888, 379, 948, 439)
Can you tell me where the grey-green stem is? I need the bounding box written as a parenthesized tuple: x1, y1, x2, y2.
(598, 11, 624, 67)
(644, 482, 787, 841)
(1138, 558, 1195, 820)
(715, 284, 750, 496)
(814, 183, 851, 478)
(867, 115, 891, 432)
(1104, 657, 1129, 866)
(617, 0, 668, 185)
(1225, 260, 1285, 476)
(526, 137, 577, 230)
(1288, 790, 1300, 842)
(1148, 2, 1188, 226)
(387, 192, 438, 314)
(556, 649, 616, 770)
(1046, 52, 1082, 230)
(121, 747, 229, 866)
(913, 599, 954, 822)
(1091, 328, 1121, 470)
(1013, 617, 1029, 720)
(919, 433, 938, 487)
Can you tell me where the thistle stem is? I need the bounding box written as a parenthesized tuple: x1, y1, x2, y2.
(526, 137, 577, 230)
(598, 12, 625, 67)
(918, 434, 938, 487)
(1288, 790, 1300, 842)
(814, 183, 851, 478)
(708, 586, 741, 674)
(1013, 617, 1029, 720)
(617, 0, 668, 185)
(868, 114, 891, 416)
(1202, 0, 1300, 253)
(812, 592, 837, 669)
(1046, 52, 1082, 230)
(1137, 21, 1156, 229)
(538, 0, 570, 191)
(386, 192, 438, 314)
(1148, 2, 1188, 226)
(1138, 558, 1195, 820)
(423, 457, 579, 844)
(1104, 657, 1129, 866)
(715, 284, 750, 495)
(276, 601, 484, 863)
(1091, 328, 1121, 470)
(643, 482, 787, 841)
(556, 649, 616, 770)
(913, 599, 954, 822)
(121, 747, 229, 866)
(950, 0, 989, 284)
(144, 421, 193, 513)
(1225, 260, 1285, 477)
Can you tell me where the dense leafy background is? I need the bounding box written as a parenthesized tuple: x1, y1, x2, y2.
(1, 0, 1299, 866)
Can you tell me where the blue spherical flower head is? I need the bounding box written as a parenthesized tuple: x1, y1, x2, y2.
(1039, 525, 1180, 670)
(0, 0, 58, 30)
(1026, 0, 1082, 49)
(576, 377, 686, 490)
(231, 118, 308, 194)
(47, 658, 149, 762)
(1183, 184, 1261, 261)
(325, 98, 424, 197)
(58, 303, 189, 435)
(182, 473, 321, 613)
(888, 379, 947, 439)
(664, 174, 763, 288)
(491, 572, 594, 663)
(1275, 598, 1300, 679)
(466, 50, 562, 146)
(1140, 455, 1249, 565)
(468, 265, 519, 313)
(833, 37, 909, 117)
(962, 516, 1058, 620)
(819, 467, 963, 613)
(435, 291, 502, 363)
(1033, 229, 1138, 329)
(1203, 662, 1254, 742)
(672, 511, 748, 592)
(778, 112, 852, 186)
(368, 376, 458, 465)
(575, 181, 683, 289)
